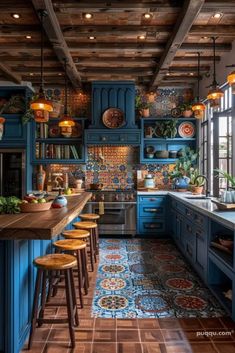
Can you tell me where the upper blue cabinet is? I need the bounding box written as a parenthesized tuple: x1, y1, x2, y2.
(0, 85, 32, 147)
(85, 81, 140, 145)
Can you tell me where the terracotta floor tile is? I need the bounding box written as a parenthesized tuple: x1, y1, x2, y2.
(164, 342, 192, 353)
(75, 329, 93, 342)
(140, 329, 164, 342)
(22, 341, 45, 353)
(92, 343, 117, 353)
(32, 327, 51, 342)
(161, 329, 186, 342)
(93, 330, 116, 342)
(184, 330, 210, 342)
(219, 317, 235, 329)
(117, 319, 138, 329)
(214, 342, 235, 353)
(78, 318, 95, 330)
(178, 318, 203, 330)
(208, 329, 234, 341)
(73, 343, 92, 353)
(48, 328, 70, 342)
(190, 343, 218, 353)
(142, 343, 166, 353)
(117, 329, 140, 342)
(117, 342, 142, 353)
(200, 318, 225, 329)
(159, 319, 181, 330)
(42, 342, 70, 352)
(95, 318, 116, 330)
(138, 319, 160, 329)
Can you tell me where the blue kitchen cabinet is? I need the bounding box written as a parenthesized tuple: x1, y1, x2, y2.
(85, 129, 140, 145)
(137, 195, 167, 236)
(0, 86, 32, 147)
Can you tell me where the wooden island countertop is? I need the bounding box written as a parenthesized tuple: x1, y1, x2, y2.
(0, 192, 91, 240)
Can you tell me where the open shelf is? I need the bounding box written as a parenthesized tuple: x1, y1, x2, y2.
(143, 138, 196, 142)
(209, 248, 233, 269)
(36, 138, 82, 143)
(142, 116, 196, 121)
(209, 284, 232, 315)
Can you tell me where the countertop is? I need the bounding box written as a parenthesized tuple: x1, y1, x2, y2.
(137, 190, 235, 230)
(0, 192, 91, 240)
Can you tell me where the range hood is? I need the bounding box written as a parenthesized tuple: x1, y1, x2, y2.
(85, 81, 140, 145)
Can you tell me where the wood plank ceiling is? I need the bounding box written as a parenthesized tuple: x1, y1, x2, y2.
(0, 0, 235, 89)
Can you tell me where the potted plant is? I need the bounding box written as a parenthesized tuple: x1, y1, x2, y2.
(179, 102, 193, 118)
(189, 168, 205, 194)
(169, 147, 198, 191)
(157, 119, 178, 138)
(46, 89, 63, 119)
(135, 95, 153, 118)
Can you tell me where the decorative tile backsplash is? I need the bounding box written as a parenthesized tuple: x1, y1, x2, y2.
(46, 146, 174, 190)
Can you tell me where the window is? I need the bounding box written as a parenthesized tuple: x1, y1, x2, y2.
(200, 85, 233, 197)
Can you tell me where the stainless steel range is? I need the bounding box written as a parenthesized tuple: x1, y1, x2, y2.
(84, 190, 137, 236)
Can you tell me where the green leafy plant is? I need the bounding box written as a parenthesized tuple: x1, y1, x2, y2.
(21, 94, 38, 124)
(0, 95, 25, 115)
(189, 168, 205, 186)
(157, 120, 178, 138)
(169, 147, 198, 179)
(135, 95, 153, 110)
(214, 169, 235, 189)
(0, 196, 21, 214)
(178, 102, 192, 112)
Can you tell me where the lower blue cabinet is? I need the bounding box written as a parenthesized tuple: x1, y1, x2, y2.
(137, 195, 166, 236)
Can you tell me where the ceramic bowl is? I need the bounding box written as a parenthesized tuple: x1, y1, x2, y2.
(155, 150, 169, 159)
(219, 238, 233, 249)
(146, 146, 155, 153)
(169, 150, 178, 158)
(146, 153, 154, 159)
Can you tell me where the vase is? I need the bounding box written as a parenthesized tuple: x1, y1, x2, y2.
(191, 185, 203, 194)
(175, 177, 190, 191)
(52, 190, 68, 208)
(182, 110, 193, 118)
(36, 165, 46, 191)
(140, 108, 150, 118)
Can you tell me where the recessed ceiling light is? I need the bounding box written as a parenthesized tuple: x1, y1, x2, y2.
(166, 73, 170, 76)
(58, 73, 62, 76)
(190, 72, 194, 76)
(25, 35, 31, 39)
(138, 35, 146, 40)
(88, 36, 96, 40)
(202, 36, 208, 39)
(29, 73, 34, 76)
(143, 13, 152, 19)
(11, 13, 21, 19)
(213, 13, 222, 19)
(83, 13, 93, 19)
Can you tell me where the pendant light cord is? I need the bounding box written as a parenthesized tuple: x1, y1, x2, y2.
(38, 10, 45, 93)
(212, 36, 217, 87)
(197, 52, 200, 100)
(64, 59, 68, 115)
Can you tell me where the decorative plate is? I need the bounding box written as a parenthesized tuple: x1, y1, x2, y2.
(154, 123, 162, 137)
(171, 107, 181, 118)
(178, 122, 195, 138)
(102, 108, 125, 129)
(71, 122, 82, 137)
(48, 124, 61, 137)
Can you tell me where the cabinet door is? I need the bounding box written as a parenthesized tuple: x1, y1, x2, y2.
(194, 226, 208, 280)
(184, 220, 195, 263)
(139, 217, 165, 235)
(175, 213, 184, 249)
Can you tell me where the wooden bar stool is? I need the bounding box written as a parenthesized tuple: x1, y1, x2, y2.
(53, 239, 89, 308)
(72, 222, 98, 271)
(79, 213, 100, 255)
(28, 254, 78, 349)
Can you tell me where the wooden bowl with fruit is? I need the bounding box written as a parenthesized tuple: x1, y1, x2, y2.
(20, 195, 53, 213)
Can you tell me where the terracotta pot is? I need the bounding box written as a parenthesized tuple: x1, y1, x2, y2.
(182, 109, 193, 118)
(140, 108, 150, 118)
(191, 185, 203, 195)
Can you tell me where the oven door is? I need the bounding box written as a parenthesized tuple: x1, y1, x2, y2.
(84, 202, 136, 236)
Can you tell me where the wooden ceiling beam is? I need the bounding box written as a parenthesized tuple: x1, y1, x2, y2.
(173, 55, 220, 62)
(149, 0, 205, 88)
(189, 25, 235, 37)
(202, 1, 235, 12)
(31, 0, 81, 89)
(0, 61, 22, 84)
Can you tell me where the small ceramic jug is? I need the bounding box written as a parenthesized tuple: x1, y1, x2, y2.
(52, 189, 68, 208)
(145, 126, 155, 138)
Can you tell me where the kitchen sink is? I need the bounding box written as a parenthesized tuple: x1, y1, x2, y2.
(185, 196, 211, 200)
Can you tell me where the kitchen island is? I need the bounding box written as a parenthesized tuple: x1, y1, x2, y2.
(0, 192, 91, 353)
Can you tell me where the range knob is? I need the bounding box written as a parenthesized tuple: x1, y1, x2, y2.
(91, 194, 96, 201)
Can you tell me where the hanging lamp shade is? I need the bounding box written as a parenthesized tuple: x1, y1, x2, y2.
(192, 101, 206, 119)
(30, 10, 53, 122)
(227, 70, 235, 94)
(59, 114, 75, 127)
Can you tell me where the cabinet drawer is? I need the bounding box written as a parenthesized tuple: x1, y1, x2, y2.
(139, 196, 166, 205)
(139, 204, 165, 217)
(85, 131, 140, 145)
(193, 212, 207, 231)
(139, 218, 165, 234)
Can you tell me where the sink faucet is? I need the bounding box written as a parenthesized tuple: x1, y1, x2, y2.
(194, 175, 210, 197)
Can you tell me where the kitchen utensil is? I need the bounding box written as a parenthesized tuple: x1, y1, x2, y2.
(178, 121, 195, 138)
(155, 150, 169, 159)
(102, 108, 125, 129)
(169, 150, 178, 158)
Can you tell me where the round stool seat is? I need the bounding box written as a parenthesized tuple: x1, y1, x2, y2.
(34, 254, 77, 270)
(79, 213, 100, 221)
(54, 239, 86, 251)
(73, 221, 97, 230)
(63, 229, 90, 239)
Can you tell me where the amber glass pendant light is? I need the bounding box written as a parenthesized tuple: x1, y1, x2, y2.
(30, 10, 53, 122)
(59, 59, 75, 137)
(207, 37, 224, 108)
(192, 52, 205, 119)
(227, 64, 235, 94)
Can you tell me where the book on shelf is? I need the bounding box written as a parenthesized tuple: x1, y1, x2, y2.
(35, 142, 80, 160)
(36, 123, 49, 139)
